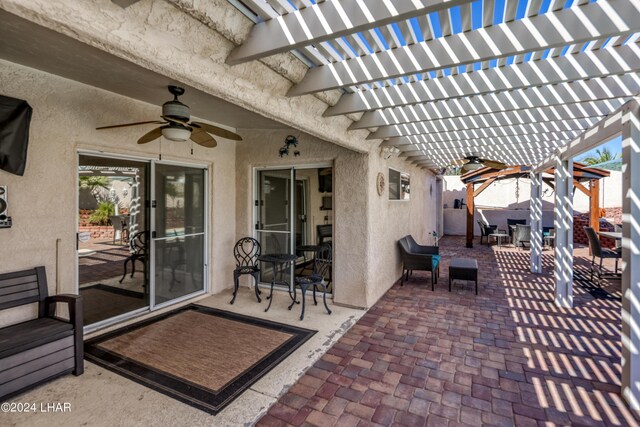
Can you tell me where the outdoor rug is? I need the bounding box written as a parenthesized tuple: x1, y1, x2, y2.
(84, 304, 316, 414)
(80, 284, 146, 325)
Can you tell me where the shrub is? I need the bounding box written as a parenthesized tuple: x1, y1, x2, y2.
(89, 201, 115, 225)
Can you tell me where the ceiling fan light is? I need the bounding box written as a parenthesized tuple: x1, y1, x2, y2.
(162, 126, 191, 142)
(461, 162, 483, 173)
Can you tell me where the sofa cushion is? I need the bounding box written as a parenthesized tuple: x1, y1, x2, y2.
(0, 317, 74, 359)
(432, 255, 441, 269)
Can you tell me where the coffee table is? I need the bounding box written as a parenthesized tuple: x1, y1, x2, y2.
(449, 257, 479, 295)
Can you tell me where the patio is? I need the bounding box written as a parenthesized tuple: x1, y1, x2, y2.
(259, 237, 637, 426)
(0, 0, 639, 424)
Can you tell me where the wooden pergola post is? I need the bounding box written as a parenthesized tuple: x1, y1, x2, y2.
(466, 182, 474, 248)
(589, 178, 600, 233)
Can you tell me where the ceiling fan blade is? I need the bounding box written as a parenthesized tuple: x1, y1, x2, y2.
(190, 128, 217, 148)
(481, 159, 508, 169)
(96, 120, 163, 130)
(137, 127, 163, 144)
(191, 122, 242, 141)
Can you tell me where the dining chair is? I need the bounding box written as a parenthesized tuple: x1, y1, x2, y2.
(230, 237, 261, 304)
(291, 244, 332, 320)
(584, 227, 620, 285)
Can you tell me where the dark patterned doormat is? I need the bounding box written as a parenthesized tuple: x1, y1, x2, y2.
(85, 304, 316, 414)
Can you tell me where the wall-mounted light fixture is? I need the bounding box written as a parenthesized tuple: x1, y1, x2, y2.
(381, 146, 400, 160)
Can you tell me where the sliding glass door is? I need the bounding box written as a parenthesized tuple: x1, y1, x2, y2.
(153, 163, 207, 306)
(254, 166, 334, 293)
(256, 169, 294, 287)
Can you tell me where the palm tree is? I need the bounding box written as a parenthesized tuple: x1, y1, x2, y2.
(79, 176, 110, 201)
(580, 147, 619, 166)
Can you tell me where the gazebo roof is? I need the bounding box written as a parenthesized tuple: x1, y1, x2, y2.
(460, 161, 610, 184)
(228, 0, 640, 170)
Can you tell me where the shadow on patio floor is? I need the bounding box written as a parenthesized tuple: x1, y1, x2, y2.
(258, 236, 637, 427)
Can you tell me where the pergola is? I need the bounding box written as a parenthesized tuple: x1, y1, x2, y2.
(227, 0, 640, 168)
(460, 163, 610, 248)
(223, 0, 640, 410)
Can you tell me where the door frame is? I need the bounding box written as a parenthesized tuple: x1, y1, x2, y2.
(77, 150, 210, 333)
(252, 162, 333, 292)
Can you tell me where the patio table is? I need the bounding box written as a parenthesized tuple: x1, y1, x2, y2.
(489, 232, 509, 247)
(258, 253, 297, 313)
(598, 231, 622, 240)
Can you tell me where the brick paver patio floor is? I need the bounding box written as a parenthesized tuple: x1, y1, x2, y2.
(258, 236, 638, 426)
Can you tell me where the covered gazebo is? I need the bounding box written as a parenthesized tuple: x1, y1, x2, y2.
(460, 163, 610, 248)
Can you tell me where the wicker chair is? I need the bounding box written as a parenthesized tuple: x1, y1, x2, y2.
(584, 227, 620, 285)
(398, 235, 440, 290)
(477, 219, 498, 245)
(507, 219, 527, 244)
(514, 224, 531, 249)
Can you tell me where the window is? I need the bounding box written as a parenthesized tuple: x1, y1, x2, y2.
(389, 168, 410, 200)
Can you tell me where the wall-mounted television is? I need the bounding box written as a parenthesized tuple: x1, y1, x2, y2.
(0, 95, 32, 176)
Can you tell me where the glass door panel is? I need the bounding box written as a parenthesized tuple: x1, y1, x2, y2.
(256, 169, 294, 286)
(77, 155, 150, 326)
(153, 164, 206, 305)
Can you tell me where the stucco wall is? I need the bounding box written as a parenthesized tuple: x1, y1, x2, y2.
(443, 173, 622, 213)
(0, 60, 236, 327)
(366, 154, 438, 305)
(443, 208, 555, 236)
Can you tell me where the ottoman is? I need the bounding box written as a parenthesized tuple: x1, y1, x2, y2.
(449, 257, 479, 295)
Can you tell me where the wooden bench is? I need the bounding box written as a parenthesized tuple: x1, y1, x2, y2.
(0, 267, 83, 400)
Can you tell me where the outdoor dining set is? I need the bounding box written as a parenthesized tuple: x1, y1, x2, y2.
(477, 218, 556, 249)
(229, 236, 332, 321)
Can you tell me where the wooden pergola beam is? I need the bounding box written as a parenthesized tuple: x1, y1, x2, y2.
(573, 179, 591, 197)
(474, 178, 496, 198)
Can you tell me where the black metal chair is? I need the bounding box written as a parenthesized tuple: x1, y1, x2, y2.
(398, 235, 440, 290)
(477, 219, 498, 245)
(507, 219, 527, 244)
(317, 224, 332, 244)
(119, 231, 148, 283)
(584, 227, 620, 285)
(230, 237, 261, 304)
(290, 244, 332, 320)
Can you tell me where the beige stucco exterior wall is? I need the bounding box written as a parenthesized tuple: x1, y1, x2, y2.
(0, 60, 237, 327)
(235, 129, 370, 308)
(366, 154, 438, 305)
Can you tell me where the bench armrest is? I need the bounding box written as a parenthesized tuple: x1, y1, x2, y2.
(45, 294, 83, 331)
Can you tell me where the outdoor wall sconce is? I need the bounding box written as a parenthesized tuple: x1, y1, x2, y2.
(381, 146, 400, 160)
(278, 135, 300, 157)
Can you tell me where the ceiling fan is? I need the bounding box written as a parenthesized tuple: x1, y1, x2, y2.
(454, 154, 508, 174)
(96, 85, 243, 147)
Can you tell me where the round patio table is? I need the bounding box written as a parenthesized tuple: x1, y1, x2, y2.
(258, 253, 298, 312)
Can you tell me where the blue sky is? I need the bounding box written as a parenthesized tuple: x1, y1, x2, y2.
(577, 135, 622, 163)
